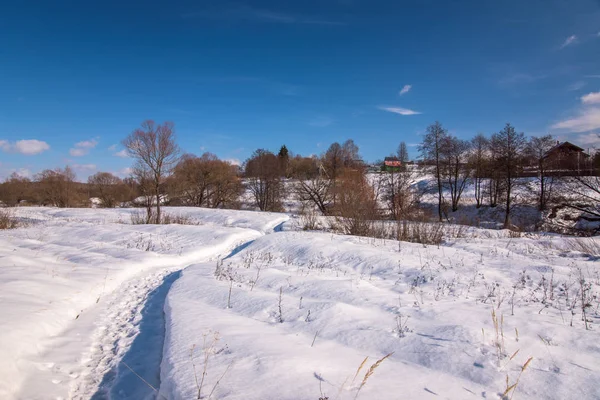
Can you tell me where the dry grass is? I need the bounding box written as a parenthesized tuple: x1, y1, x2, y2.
(0, 208, 21, 229)
(395, 220, 444, 246)
(502, 357, 533, 400)
(129, 210, 199, 225)
(563, 238, 600, 257)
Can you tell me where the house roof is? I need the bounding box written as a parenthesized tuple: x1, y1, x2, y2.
(544, 141, 588, 158)
(548, 141, 585, 153)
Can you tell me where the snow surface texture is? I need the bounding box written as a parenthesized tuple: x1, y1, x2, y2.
(0, 207, 287, 399)
(160, 232, 600, 399)
(0, 207, 599, 399)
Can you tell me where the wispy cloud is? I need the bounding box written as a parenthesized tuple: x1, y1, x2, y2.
(183, 6, 344, 26)
(378, 106, 421, 116)
(574, 132, 600, 147)
(72, 163, 96, 171)
(309, 117, 334, 127)
(399, 85, 412, 96)
(0, 139, 50, 155)
(108, 144, 118, 151)
(69, 138, 98, 157)
(560, 34, 578, 49)
(581, 91, 600, 104)
(498, 72, 548, 85)
(567, 81, 586, 91)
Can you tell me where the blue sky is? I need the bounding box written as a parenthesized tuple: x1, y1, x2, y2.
(1, 0, 600, 180)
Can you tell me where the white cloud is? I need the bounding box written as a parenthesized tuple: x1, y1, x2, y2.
(0, 139, 50, 155)
(75, 139, 98, 149)
(108, 144, 118, 151)
(225, 158, 241, 166)
(399, 84, 412, 96)
(114, 149, 129, 158)
(560, 34, 577, 49)
(378, 106, 421, 116)
(69, 148, 88, 157)
(117, 167, 133, 177)
(551, 107, 600, 132)
(581, 91, 600, 104)
(551, 92, 600, 133)
(69, 138, 98, 157)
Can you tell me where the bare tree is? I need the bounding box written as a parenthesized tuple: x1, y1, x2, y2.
(470, 134, 489, 208)
(526, 135, 557, 211)
(486, 136, 504, 208)
(341, 139, 361, 168)
(491, 123, 527, 228)
(419, 121, 448, 221)
(88, 172, 125, 208)
(323, 142, 344, 181)
(441, 136, 472, 212)
(122, 120, 180, 223)
(293, 156, 333, 215)
(130, 166, 156, 222)
(397, 142, 409, 168)
(245, 149, 285, 211)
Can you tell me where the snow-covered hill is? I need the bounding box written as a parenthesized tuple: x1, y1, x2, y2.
(0, 207, 598, 399)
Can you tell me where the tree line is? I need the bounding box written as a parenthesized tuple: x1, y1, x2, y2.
(0, 120, 598, 233)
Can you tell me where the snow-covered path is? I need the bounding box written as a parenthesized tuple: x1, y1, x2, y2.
(0, 207, 288, 400)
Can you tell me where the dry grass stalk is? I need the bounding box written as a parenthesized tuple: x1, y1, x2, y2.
(352, 356, 369, 383)
(354, 352, 393, 399)
(502, 357, 533, 400)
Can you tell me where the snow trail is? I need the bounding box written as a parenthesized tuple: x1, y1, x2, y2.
(71, 227, 285, 399)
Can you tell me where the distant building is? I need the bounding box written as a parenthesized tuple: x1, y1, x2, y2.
(543, 141, 590, 172)
(383, 157, 402, 172)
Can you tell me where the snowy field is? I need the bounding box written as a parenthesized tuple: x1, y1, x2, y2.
(1, 207, 599, 399)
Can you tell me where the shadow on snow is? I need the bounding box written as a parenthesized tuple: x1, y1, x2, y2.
(91, 270, 182, 400)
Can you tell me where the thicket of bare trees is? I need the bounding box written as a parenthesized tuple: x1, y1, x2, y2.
(244, 149, 285, 212)
(87, 172, 133, 208)
(36, 166, 85, 207)
(170, 153, 242, 209)
(0, 173, 32, 206)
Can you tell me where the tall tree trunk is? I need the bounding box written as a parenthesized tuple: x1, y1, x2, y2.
(155, 183, 161, 224)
